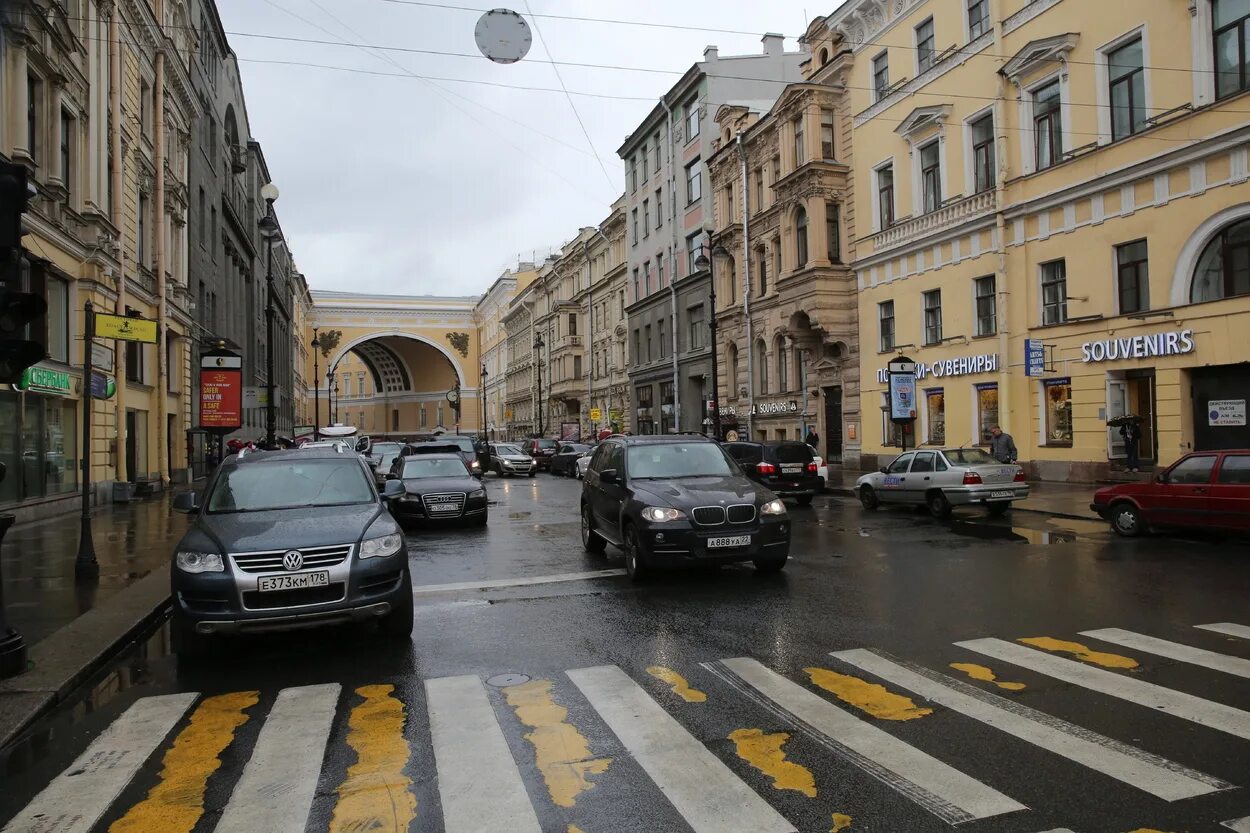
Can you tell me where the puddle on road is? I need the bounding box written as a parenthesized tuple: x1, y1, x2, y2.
(945, 520, 1081, 545)
(508, 512, 532, 519)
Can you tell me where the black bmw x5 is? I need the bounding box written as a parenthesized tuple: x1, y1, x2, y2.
(580, 435, 791, 581)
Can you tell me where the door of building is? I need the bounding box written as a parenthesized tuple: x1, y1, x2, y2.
(823, 386, 843, 464)
(125, 410, 138, 483)
(1191, 364, 1250, 451)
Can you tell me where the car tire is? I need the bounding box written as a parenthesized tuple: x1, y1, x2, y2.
(987, 501, 1011, 516)
(1111, 502, 1146, 537)
(796, 494, 814, 507)
(859, 486, 879, 511)
(753, 554, 788, 573)
(378, 590, 414, 639)
(927, 490, 953, 519)
(528, 471, 536, 478)
(581, 504, 607, 554)
(623, 524, 648, 582)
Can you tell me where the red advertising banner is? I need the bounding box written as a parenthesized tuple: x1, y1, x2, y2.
(200, 368, 242, 430)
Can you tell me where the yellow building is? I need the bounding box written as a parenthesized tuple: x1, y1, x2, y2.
(834, 0, 1250, 480)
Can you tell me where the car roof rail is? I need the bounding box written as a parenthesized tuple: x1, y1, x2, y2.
(237, 446, 251, 459)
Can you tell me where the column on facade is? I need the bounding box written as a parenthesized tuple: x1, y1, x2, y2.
(10, 38, 30, 158)
(54, 90, 71, 188)
(808, 196, 832, 269)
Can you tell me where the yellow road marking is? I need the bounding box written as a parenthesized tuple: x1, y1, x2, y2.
(503, 679, 611, 807)
(568, 826, 587, 833)
(646, 666, 707, 703)
(1125, 829, 1173, 833)
(109, 691, 258, 833)
(804, 667, 933, 720)
(329, 684, 417, 833)
(830, 813, 853, 831)
(1019, 637, 1139, 669)
(727, 728, 817, 797)
(949, 662, 1027, 691)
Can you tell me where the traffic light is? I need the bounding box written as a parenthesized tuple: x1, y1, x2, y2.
(0, 161, 33, 250)
(0, 160, 45, 385)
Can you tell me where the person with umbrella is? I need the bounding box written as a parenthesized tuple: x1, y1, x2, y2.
(1121, 418, 1142, 472)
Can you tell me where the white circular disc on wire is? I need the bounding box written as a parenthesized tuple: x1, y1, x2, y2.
(475, 8, 532, 64)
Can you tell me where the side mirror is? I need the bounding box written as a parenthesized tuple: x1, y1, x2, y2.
(173, 492, 199, 514)
(386, 472, 398, 481)
(1156, 472, 1169, 484)
(383, 480, 405, 498)
(880, 466, 890, 475)
(600, 469, 619, 484)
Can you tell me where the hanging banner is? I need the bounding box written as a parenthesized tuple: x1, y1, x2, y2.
(95, 312, 158, 343)
(200, 350, 243, 430)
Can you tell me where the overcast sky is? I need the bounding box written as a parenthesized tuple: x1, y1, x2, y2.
(219, 0, 827, 297)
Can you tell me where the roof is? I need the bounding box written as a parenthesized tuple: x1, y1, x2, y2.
(226, 447, 357, 466)
(608, 434, 715, 445)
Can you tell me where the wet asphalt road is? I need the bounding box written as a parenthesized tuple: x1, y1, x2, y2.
(2, 472, 1250, 833)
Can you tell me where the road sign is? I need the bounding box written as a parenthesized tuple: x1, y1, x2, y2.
(1025, 339, 1046, 377)
(244, 386, 269, 408)
(590, 407, 602, 421)
(89, 372, 116, 400)
(91, 343, 114, 372)
(94, 312, 157, 343)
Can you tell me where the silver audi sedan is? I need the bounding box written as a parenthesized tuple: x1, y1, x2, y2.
(855, 447, 1029, 518)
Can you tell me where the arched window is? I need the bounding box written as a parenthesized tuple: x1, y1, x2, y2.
(795, 206, 809, 268)
(727, 256, 737, 304)
(776, 337, 788, 392)
(755, 338, 769, 394)
(819, 48, 830, 66)
(1192, 218, 1250, 302)
(727, 341, 739, 399)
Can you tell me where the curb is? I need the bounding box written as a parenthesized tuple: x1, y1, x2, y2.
(825, 486, 1099, 523)
(0, 567, 172, 751)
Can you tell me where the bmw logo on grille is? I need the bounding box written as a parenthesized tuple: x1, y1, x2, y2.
(282, 550, 304, 571)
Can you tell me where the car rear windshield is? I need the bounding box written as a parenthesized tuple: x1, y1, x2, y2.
(943, 448, 998, 466)
(371, 442, 401, 455)
(207, 459, 374, 513)
(402, 458, 469, 478)
(443, 437, 474, 453)
(627, 443, 735, 478)
(535, 439, 557, 449)
(769, 443, 814, 464)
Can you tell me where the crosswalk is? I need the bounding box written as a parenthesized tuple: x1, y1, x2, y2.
(4, 621, 1250, 833)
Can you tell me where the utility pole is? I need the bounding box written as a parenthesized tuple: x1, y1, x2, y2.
(259, 184, 280, 449)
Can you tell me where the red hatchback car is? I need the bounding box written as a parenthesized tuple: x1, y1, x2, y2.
(1091, 450, 1250, 537)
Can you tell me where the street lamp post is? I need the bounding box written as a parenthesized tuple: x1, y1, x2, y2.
(533, 332, 545, 437)
(480, 363, 487, 439)
(695, 243, 729, 441)
(311, 328, 321, 441)
(258, 182, 280, 450)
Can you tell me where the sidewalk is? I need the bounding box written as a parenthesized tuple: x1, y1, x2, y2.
(825, 469, 1100, 520)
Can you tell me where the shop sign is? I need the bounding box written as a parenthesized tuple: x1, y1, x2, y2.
(609, 409, 623, 423)
(95, 312, 158, 343)
(90, 372, 116, 400)
(1208, 399, 1247, 427)
(244, 386, 269, 408)
(92, 343, 115, 373)
(1025, 340, 1046, 377)
(589, 407, 602, 421)
(751, 400, 799, 416)
(1080, 330, 1195, 363)
(15, 366, 73, 396)
(876, 353, 999, 383)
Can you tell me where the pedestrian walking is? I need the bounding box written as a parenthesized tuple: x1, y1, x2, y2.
(1120, 421, 1141, 472)
(804, 428, 820, 449)
(989, 425, 1017, 464)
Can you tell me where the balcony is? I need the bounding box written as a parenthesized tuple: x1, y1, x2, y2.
(869, 190, 995, 255)
(552, 334, 583, 354)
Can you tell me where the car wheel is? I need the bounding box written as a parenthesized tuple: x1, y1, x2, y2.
(378, 588, 414, 639)
(753, 554, 788, 573)
(859, 486, 879, 511)
(528, 471, 536, 478)
(795, 494, 814, 507)
(987, 501, 1011, 516)
(1111, 502, 1145, 537)
(623, 524, 648, 582)
(581, 504, 607, 554)
(927, 490, 953, 519)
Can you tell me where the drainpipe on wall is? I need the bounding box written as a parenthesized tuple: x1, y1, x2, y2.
(154, 43, 168, 485)
(992, 0, 1011, 445)
(739, 132, 754, 440)
(661, 98, 680, 432)
(109, 4, 128, 484)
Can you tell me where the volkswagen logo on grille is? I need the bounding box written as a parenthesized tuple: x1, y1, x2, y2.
(282, 550, 304, 571)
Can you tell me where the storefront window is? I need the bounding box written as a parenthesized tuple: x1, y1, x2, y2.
(0, 391, 77, 505)
(1044, 377, 1074, 446)
(635, 385, 655, 435)
(976, 383, 998, 445)
(659, 382, 675, 434)
(46, 279, 68, 363)
(881, 394, 905, 447)
(926, 388, 945, 444)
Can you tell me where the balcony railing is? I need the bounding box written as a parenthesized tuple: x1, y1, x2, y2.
(553, 334, 583, 352)
(869, 189, 995, 254)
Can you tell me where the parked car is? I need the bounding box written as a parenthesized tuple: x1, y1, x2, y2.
(575, 451, 594, 479)
(484, 442, 537, 477)
(383, 453, 488, 527)
(810, 448, 829, 488)
(366, 441, 403, 488)
(1091, 449, 1250, 537)
(395, 436, 481, 478)
(580, 435, 791, 581)
(723, 440, 823, 505)
(298, 439, 353, 453)
(856, 447, 1029, 518)
(169, 447, 413, 654)
(551, 443, 592, 477)
(521, 438, 559, 471)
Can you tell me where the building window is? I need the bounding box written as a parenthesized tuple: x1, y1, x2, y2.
(793, 116, 806, 166)
(658, 318, 666, 359)
(926, 389, 946, 444)
(167, 339, 180, 393)
(722, 186, 734, 224)
(629, 157, 637, 192)
(771, 154, 781, 184)
(126, 342, 145, 383)
(685, 159, 702, 204)
(727, 256, 737, 304)
(632, 267, 640, 300)
(140, 80, 152, 137)
(568, 312, 578, 336)
(877, 164, 895, 229)
(659, 381, 674, 433)
(916, 18, 936, 73)
(655, 188, 663, 228)
(920, 141, 942, 213)
(968, 0, 989, 40)
(971, 113, 995, 193)
(643, 260, 651, 295)
(685, 96, 700, 140)
(643, 200, 650, 237)
(923, 289, 943, 344)
(757, 246, 767, 296)
(1109, 37, 1146, 141)
(879, 300, 895, 352)
(1116, 239, 1150, 313)
(976, 383, 998, 445)
(772, 236, 781, 280)
(1191, 218, 1250, 302)
(826, 202, 841, 263)
(1044, 378, 1074, 445)
(632, 329, 640, 365)
(632, 208, 638, 244)
(1215, 0, 1250, 98)
(137, 193, 149, 267)
(974, 275, 997, 336)
(1041, 259, 1068, 325)
(1034, 80, 1063, 170)
(755, 338, 768, 395)
(688, 304, 705, 350)
(820, 109, 835, 159)
(754, 167, 764, 208)
(641, 142, 649, 181)
(658, 257, 665, 289)
(686, 233, 701, 275)
(644, 324, 652, 363)
(60, 109, 74, 193)
(210, 207, 217, 260)
(795, 206, 809, 268)
(27, 75, 42, 160)
(47, 278, 69, 363)
(872, 51, 890, 100)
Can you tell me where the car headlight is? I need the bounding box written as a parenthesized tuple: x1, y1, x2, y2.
(359, 533, 404, 559)
(176, 551, 224, 573)
(641, 506, 686, 523)
(761, 499, 787, 516)
(470, 460, 481, 470)
(469, 488, 486, 499)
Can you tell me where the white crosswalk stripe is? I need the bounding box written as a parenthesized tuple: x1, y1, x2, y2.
(706, 657, 1027, 825)
(426, 674, 543, 833)
(1081, 627, 1250, 679)
(215, 684, 340, 833)
(1197, 622, 1250, 640)
(957, 638, 1250, 740)
(0, 693, 198, 833)
(568, 664, 797, 833)
(1223, 817, 1250, 832)
(831, 648, 1230, 801)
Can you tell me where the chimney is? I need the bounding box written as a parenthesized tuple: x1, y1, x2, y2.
(762, 33, 784, 56)
(703, 45, 719, 62)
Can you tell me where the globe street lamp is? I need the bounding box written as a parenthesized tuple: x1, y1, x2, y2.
(695, 242, 729, 440)
(311, 328, 321, 441)
(258, 181, 280, 449)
